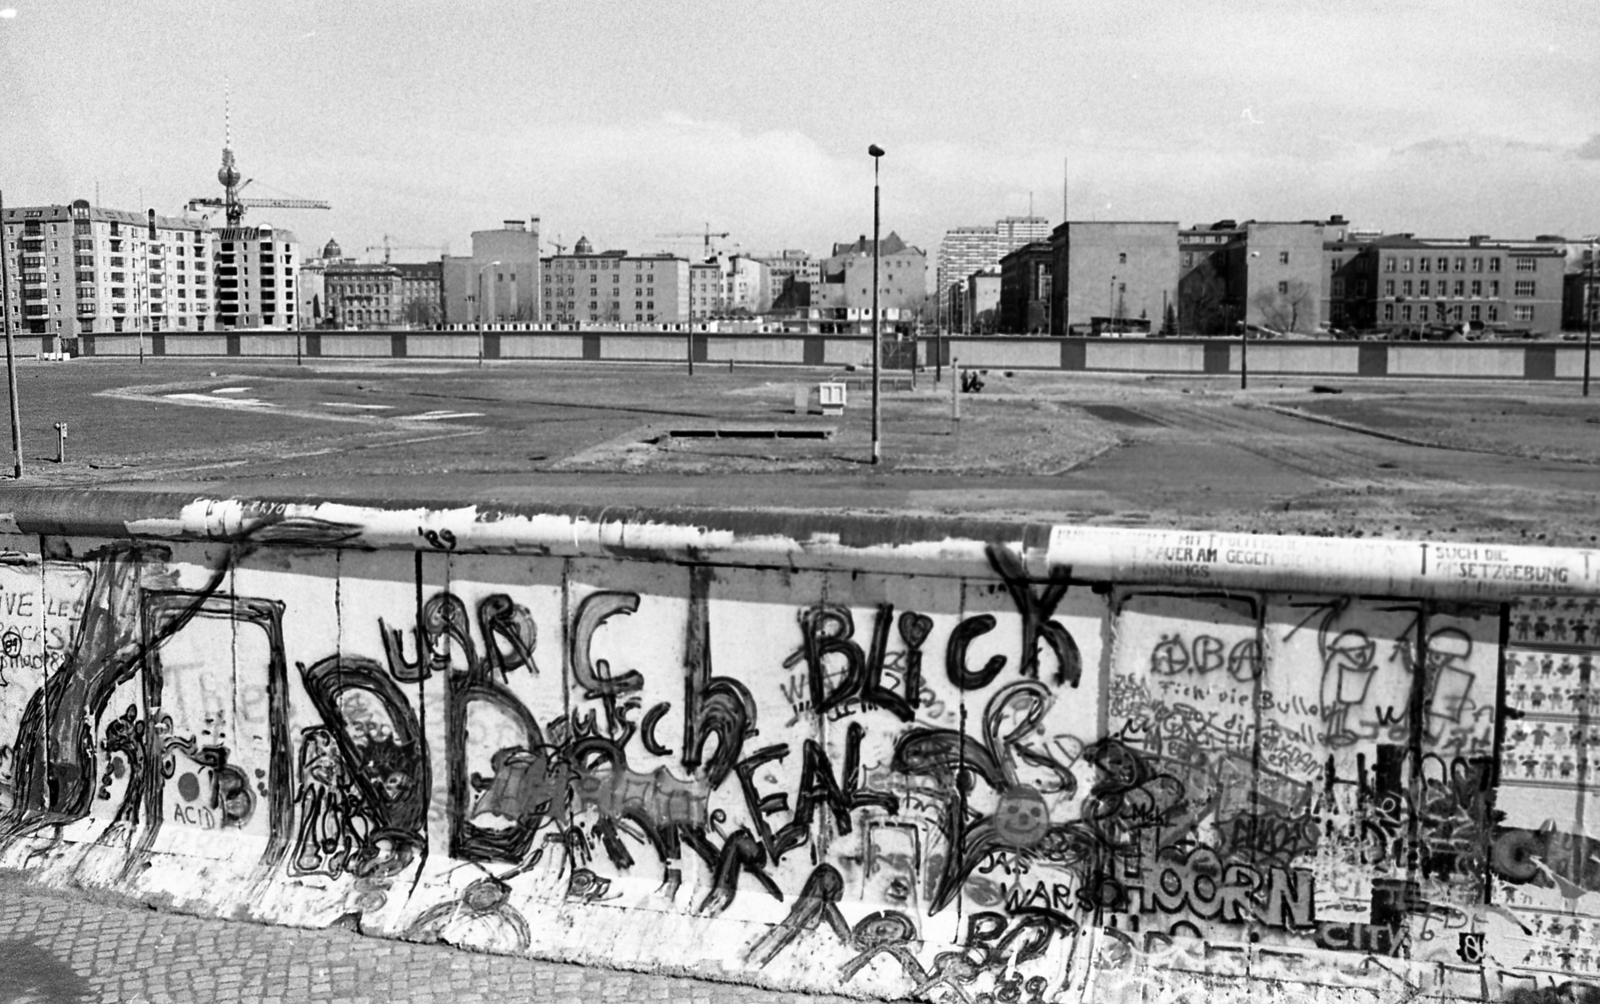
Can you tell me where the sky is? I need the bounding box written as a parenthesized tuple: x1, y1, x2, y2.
(3, 0, 1600, 277)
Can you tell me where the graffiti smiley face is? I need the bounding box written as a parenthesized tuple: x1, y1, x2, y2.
(993, 785, 1051, 848)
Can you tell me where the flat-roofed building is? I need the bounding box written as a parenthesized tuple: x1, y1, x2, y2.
(1, 199, 211, 344)
(442, 217, 542, 323)
(395, 261, 443, 328)
(1050, 221, 1178, 335)
(998, 241, 1053, 333)
(325, 262, 402, 328)
(541, 248, 689, 323)
(1178, 220, 1242, 334)
(1327, 232, 1568, 335)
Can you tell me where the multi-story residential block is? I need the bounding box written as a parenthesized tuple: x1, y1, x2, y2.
(1175, 219, 1330, 334)
(1, 200, 211, 343)
(964, 269, 1001, 334)
(688, 260, 720, 319)
(1325, 233, 1567, 335)
(998, 241, 1053, 333)
(1178, 220, 1242, 334)
(395, 261, 443, 328)
(746, 250, 817, 310)
(324, 262, 402, 328)
(442, 218, 541, 324)
(817, 232, 926, 316)
(1322, 229, 1377, 331)
(1049, 222, 1178, 335)
(936, 216, 1049, 295)
(214, 225, 299, 329)
(541, 248, 689, 324)
(1232, 221, 1327, 333)
(1563, 243, 1599, 330)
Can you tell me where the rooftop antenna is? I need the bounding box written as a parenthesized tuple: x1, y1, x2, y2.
(1062, 155, 1068, 222)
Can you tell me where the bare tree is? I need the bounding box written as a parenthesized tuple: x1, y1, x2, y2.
(1252, 280, 1315, 333)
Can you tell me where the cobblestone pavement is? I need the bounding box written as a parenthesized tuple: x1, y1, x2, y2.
(0, 874, 873, 1004)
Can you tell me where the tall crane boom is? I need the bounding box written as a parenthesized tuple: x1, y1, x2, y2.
(656, 223, 730, 257)
(364, 235, 448, 264)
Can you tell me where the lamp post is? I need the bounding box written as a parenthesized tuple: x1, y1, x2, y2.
(869, 143, 884, 465)
(1580, 241, 1593, 398)
(1107, 275, 1116, 335)
(476, 260, 500, 367)
(0, 189, 22, 478)
(1241, 250, 1260, 390)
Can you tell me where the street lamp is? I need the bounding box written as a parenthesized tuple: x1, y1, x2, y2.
(1241, 250, 1261, 389)
(477, 260, 500, 367)
(869, 143, 884, 465)
(1107, 275, 1116, 335)
(1585, 240, 1596, 398)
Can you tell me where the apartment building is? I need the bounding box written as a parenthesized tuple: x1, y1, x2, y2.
(324, 262, 402, 328)
(998, 241, 1053, 333)
(442, 218, 541, 324)
(746, 250, 817, 309)
(1, 200, 211, 343)
(214, 225, 299, 329)
(1327, 233, 1568, 334)
(818, 232, 927, 316)
(541, 248, 689, 323)
(936, 215, 1049, 303)
(1050, 221, 1179, 335)
(395, 261, 443, 327)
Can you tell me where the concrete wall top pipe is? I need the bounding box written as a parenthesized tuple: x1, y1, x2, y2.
(1, 488, 1593, 601)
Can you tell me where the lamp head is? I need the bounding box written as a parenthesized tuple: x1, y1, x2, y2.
(868, 144, 885, 158)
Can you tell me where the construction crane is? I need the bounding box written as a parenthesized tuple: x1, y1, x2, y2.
(365, 235, 449, 264)
(187, 106, 330, 226)
(656, 223, 730, 257)
(543, 237, 569, 255)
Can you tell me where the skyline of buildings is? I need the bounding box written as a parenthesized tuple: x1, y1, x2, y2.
(5, 193, 1599, 341)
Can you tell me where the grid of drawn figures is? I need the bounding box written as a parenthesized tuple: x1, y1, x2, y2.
(1493, 594, 1600, 979)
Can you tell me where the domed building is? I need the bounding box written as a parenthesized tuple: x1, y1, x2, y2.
(322, 236, 343, 260)
(573, 235, 593, 256)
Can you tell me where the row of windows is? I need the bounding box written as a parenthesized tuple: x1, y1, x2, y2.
(1384, 303, 1507, 323)
(1378, 279, 1537, 298)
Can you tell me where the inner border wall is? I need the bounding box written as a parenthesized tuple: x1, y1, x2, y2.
(55, 331, 1600, 381)
(0, 489, 1595, 1003)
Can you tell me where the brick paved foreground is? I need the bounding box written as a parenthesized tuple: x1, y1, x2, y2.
(0, 874, 870, 1004)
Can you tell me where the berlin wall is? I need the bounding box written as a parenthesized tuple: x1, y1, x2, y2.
(0, 490, 1596, 1003)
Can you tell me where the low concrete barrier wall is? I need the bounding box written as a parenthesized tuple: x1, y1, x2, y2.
(0, 490, 1593, 1002)
(54, 330, 1600, 383)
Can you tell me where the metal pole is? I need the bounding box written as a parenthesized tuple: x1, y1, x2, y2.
(1580, 241, 1593, 396)
(476, 271, 483, 367)
(688, 265, 695, 376)
(1240, 313, 1249, 390)
(869, 144, 884, 465)
(0, 190, 22, 478)
(935, 283, 942, 385)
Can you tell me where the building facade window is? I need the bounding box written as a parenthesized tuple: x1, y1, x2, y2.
(1513, 280, 1535, 297)
(1514, 257, 1535, 272)
(1513, 305, 1534, 321)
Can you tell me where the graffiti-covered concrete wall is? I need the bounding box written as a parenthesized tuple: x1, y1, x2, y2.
(0, 492, 1596, 1004)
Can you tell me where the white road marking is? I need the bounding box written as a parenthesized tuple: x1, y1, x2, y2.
(320, 402, 395, 410)
(405, 410, 484, 421)
(163, 393, 274, 408)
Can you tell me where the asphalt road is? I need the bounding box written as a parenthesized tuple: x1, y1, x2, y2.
(0, 356, 1594, 546)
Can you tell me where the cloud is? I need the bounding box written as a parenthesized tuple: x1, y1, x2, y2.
(1394, 135, 1561, 158)
(1577, 134, 1600, 160)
